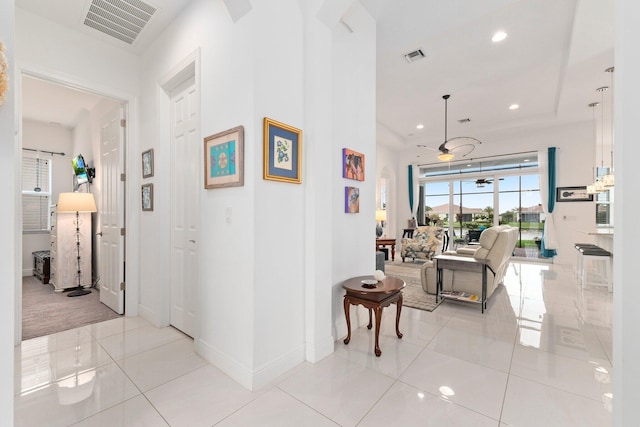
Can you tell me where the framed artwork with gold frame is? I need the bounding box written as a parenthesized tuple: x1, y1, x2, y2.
(263, 117, 302, 184)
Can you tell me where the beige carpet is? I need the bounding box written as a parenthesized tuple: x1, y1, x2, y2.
(384, 260, 442, 312)
(22, 276, 122, 340)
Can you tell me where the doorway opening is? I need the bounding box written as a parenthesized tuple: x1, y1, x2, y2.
(19, 73, 128, 340)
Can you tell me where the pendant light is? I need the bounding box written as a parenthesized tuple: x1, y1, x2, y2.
(587, 102, 599, 195)
(602, 66, 615, 188)
(595, 86, 608, 193)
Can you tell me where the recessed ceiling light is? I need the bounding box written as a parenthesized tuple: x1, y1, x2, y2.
(509, 104, 519, 110)
(416, 124, 424, 129)
(524, 159, 530, 162)
(492, 31, 507, 42)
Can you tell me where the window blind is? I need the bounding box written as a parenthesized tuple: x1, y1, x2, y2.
(22, 156, 52, 232)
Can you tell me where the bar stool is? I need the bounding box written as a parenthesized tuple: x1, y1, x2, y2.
(574, 243, 599, 281)
(579, 246, 613, 292)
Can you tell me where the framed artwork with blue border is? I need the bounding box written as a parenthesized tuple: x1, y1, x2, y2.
(263, 117, 302, 184)
(204, 125, 244, 189)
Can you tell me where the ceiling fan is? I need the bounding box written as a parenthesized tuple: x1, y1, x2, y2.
(471, 177, 504, 187)
(418, 95, 483, 161)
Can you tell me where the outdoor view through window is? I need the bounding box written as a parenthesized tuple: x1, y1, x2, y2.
(421, 155, 543, 259)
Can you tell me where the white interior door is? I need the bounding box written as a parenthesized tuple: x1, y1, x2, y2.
(99, 106, 125, 314)
(170, 76, 199, 337)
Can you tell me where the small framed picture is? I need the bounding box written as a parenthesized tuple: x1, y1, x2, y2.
(204, 125, 244, 189)
(142, 149, 154, 178)
(342, 148, 365, 181)
(141, 183, 154, 211)
(263, 117, 302, 184)
(556, 186, 594, 202)
(345, 186, 360, 213)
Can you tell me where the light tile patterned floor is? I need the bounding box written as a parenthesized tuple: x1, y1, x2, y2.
(14, 261, 612, 426)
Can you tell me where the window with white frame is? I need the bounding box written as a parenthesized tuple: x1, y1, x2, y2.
(22, 154, 52, 232)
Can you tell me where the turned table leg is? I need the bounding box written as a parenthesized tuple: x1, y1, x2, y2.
(374, 306, 383, 357)
(395, 295, 403, 339)
(367, 308, 373, 329)
(343, 296, 351, 345)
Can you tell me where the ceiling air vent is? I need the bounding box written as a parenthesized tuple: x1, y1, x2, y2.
(84, 0, 157, 45)
(403, 49, 426, 63)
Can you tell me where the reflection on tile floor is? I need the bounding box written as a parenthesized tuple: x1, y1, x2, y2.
(14, 261, 613, 426)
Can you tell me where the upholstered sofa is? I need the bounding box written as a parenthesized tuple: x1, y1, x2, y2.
(420, 225, 518, 299)
(400, 226, 444, 262)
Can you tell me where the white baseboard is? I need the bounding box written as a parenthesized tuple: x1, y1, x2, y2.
(195, 338, 253, 390)
(252, 345, 305, 390)
(22, 269, 32, 277)
(195, 338, 305, 391)
(305, 335, 335, 363)
(138, 304, 163, 327)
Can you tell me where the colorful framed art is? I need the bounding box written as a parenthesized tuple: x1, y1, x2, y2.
(345, 186, 360, 213)
(342, 148, 365, 181)
(263, 117, 302, 184)
(204, 125, 244, 189)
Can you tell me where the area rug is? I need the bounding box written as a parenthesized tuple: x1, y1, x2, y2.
(384, 261, 442, 312)
(22, 276, 122, 340)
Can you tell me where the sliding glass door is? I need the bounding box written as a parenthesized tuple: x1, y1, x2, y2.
(498, 174, 542, 258)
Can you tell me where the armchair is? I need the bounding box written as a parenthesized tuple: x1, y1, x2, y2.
(420, 225, 518, 300)
(400, 226, 444, 262)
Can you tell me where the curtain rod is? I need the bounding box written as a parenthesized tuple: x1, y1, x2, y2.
(416, 149, 543, 167)
(22, 148, 65, 156)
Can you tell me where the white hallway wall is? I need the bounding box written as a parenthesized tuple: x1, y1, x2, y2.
(614, 0, 640, 424)
(134, 0, 376, 389)
(12, 0, 376, 392)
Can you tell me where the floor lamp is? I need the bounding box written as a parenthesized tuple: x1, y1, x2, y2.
(56, 192, 97, 297)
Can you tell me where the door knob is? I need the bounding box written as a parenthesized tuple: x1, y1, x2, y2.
(96, 232, 103, 236)
(189, 239, 196, 243)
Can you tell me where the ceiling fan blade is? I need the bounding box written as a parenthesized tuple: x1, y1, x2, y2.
(446, 136, 483, 145)
(448, 143, 476, 157)
(416, 144, 439, 152)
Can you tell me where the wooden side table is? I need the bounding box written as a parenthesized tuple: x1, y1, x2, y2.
(342, 275, 405, 356)
(375, 238, 396, 261)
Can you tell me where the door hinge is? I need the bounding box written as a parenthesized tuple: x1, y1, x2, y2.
(120, 119, 126, 128)
(120, 282, 126, 291)
(120, 228, 126, 236)
(120, 173, 126, 182)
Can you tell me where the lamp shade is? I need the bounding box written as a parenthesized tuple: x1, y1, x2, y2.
(375, 209, 387, 222)
(57, 192, 97, 213)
